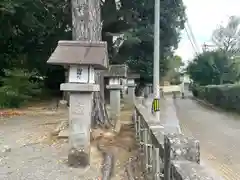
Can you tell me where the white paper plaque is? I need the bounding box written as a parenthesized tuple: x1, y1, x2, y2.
(127, 79, 135, 85)
(68, 65, 95, 83)
(109, 78, 120, 85)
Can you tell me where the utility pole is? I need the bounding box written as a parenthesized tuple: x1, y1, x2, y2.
(202, 43, 207, 52)
(202, 43, 216, 52)
(153, 0, 160, 121)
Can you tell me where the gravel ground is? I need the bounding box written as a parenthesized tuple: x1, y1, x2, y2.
(0, 109, 102, 180)
(0, 102, 139, 180)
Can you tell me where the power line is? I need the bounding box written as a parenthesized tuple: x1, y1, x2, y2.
(184, 25, 199, 56)
(185, 20, 201, 53)
(172, 0, 200, 56)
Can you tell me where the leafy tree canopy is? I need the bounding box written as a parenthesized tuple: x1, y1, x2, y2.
(188, 16, 240, 86)
(163, 55, 184, 84)
(187, 50, 239, 85)
(107, 0, 186, 82)
(1, 0, 186, 93)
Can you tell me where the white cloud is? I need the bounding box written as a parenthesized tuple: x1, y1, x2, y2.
(175, 0, 240, 63)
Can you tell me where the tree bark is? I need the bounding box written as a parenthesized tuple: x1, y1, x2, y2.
(64, 0, 101, 102)
(71, 0, 109, 126)
(72, 0, 102, 41)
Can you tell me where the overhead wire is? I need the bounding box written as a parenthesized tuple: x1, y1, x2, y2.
(186, 20, 201, 53)
(184, 25, 199, 56)
(172, 0, 200, 56)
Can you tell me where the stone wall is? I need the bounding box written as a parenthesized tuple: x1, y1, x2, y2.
(132, 96, 221, 180)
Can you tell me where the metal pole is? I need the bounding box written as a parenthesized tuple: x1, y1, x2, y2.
(153, 0, 160, 121)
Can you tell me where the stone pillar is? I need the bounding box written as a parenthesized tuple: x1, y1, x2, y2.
(61, 66, 98, 167)
(164, 133, 200, 180)
(107, 78, 122, 132)
(144, 84, 152, 98)
(127, 78, 136, 105)
(146, 83, 153, 95)
(149, 84, 153, 94)
(63, 70, 69, 104)
(144, 86, 149, 98)
(121, 78, 128, 99)
(47, 41, 108, 167)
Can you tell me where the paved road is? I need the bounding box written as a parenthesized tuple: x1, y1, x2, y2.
(174, 96, 240, 180)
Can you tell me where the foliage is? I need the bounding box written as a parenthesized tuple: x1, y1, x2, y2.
(164, 55, 184, 84)
(188, 18, 240, 110)
(0, 69, 42, 108)
(0, 0, 71, 88)
(0, 0, 186, 107)
(189, 16, 240, 87)
(102, 0, 186, 82)
(187, 50, 238, 85)
(192, 84, 240, 112)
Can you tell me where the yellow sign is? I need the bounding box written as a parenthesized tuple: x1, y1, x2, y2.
(152, 98, 160, 112)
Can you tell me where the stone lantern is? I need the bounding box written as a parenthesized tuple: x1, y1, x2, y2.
(104, 64, 128, 131)
(47, 40, 108, 167)
(127, 73, 140, 105)
(144, 83, 153, 97)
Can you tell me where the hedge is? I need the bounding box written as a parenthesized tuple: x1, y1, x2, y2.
(192, 83, 240, 112)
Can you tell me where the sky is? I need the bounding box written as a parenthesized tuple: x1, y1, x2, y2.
(175, 0, 240, 64)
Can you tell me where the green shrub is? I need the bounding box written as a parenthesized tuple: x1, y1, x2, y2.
(191, 86, 198, 97)
(194, 83, 240, 112)
(0, 69, 42, 108)
(191, 83, 201, 97)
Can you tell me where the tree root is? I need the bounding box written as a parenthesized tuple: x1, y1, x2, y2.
(97, 141, 115, 180)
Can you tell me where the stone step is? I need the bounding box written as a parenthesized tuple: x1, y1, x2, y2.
(58, 129, 69, 138)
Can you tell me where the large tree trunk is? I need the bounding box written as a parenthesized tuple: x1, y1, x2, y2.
(72, 0, 102, 41)
(71, 0, 109, 127)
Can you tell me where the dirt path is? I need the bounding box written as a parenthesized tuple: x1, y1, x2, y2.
(174, 97, 240, 180)
(0, 102, 139, 180)
(0, 105, 103, 180)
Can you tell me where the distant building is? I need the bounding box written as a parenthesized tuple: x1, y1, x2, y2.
(163, 81, 170, 86)
(180, 73, 191, 84)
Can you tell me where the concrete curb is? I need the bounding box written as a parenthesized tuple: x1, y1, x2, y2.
(192, 96, 240, 117)
(191, 96, 221, 111)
